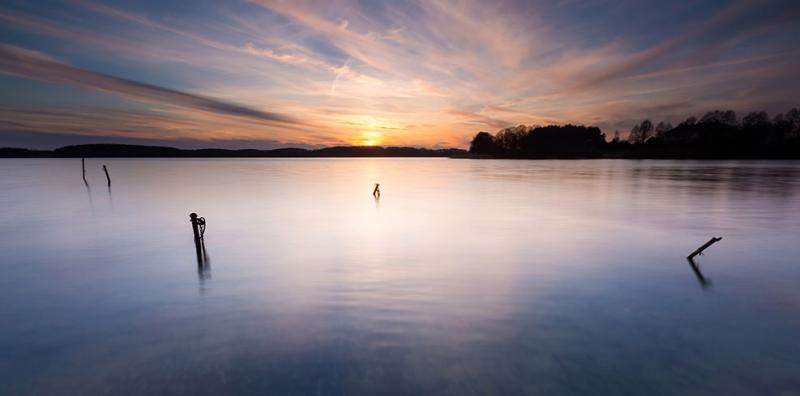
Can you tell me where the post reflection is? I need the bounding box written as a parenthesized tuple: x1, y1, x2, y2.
(687, 257, 711, 288)
(198, 244, 211, 279)
(106, 185, 114, 208)
(84, 182, 94, 213)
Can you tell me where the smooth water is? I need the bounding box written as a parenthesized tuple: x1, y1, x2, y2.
(1, 158, 799, 395)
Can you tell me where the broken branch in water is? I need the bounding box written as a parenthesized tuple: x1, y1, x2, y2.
(687, 237, 722, 260)
(189, 213, 207, 265)
(81, 157, 88, 186)
(103, 165, 111, 187)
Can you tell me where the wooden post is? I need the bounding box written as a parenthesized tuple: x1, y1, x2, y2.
(82, 157, 88, 185)
(190, 213, 202, 263)
(687, 237, 722, 260)
(102, 165, 111, 187)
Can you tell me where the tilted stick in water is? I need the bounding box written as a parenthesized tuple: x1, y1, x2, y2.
(687, 237, 722, 260)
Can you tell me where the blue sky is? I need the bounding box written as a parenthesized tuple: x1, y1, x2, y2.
(1, 0, 799, 149)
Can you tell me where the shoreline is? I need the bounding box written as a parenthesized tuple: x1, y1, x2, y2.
(2, 144, 798, 160)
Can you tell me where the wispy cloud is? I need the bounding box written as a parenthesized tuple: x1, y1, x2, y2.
(571, 1, 800, 91)
(446, 107, 512, 130)
(413, 79, 449, 97)
(0, 44, 300, 126)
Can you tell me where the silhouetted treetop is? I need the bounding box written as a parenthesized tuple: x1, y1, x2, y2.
(628, 119, 653, 144)
(469, 132, 495, 154)
(699, 110, 738, 126)
(470, 124, 605, 158)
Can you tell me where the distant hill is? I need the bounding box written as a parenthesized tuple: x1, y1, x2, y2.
(0, 144, 467, 158)
(0, 148, 50, 157)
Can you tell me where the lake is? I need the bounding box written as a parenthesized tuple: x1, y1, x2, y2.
(1, 158, 799, 395)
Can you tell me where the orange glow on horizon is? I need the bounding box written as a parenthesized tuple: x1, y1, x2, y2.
(359, 131, 382, 146)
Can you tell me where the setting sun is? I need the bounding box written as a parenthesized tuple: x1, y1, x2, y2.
(360, 131, 383, 146)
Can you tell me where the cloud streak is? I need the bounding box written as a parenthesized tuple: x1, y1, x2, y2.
(572, 1, 800, 91)
(0, 44, 299, 127)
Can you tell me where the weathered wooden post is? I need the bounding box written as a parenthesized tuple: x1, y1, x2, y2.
(82, 157, 88, 185)
(102, 165, 111, 187)
(687, 237, 722, 260)
(190, 213, 204, 263)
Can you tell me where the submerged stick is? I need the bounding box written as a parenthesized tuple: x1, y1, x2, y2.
(82, 157, 88, 185)
(190, 213, 202, 265)
(103, 165, 111, 187)
(687, 237, 722, 260)
(189, 213, 207, 265)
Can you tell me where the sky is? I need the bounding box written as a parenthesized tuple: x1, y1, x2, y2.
(0, 0, 799, 149)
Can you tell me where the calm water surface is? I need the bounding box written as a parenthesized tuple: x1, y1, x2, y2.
(1, 158, 800, 395)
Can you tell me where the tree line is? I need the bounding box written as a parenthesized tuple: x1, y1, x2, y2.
(469, 107, 800, 159)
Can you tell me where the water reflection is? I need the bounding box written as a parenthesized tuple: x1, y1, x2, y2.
(198, 242, 211, 285)
(83, 180, 94, 212)
(105, 184, 114, 209)
(687, 257, 711, 288)
(625, 162, 800, 198)
(1, 159, 799, 395)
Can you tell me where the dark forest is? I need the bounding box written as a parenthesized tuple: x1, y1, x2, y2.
(469, 108, 800, 159)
